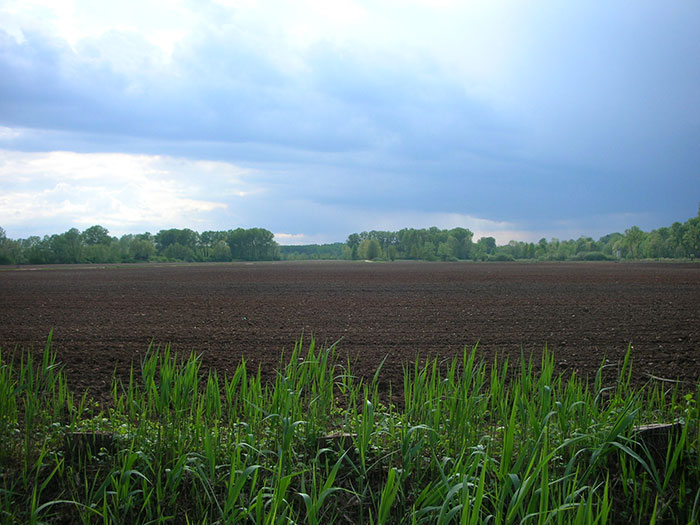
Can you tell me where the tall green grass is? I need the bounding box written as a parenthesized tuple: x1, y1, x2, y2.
(0, 335, 698, 523)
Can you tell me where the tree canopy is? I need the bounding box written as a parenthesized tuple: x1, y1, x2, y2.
(0, 226, 280, 264)
(335, 210, 700, 263)
(2, 208, 699, 265)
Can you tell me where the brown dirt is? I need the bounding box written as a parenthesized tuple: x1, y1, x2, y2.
(1, 261, 699, 404)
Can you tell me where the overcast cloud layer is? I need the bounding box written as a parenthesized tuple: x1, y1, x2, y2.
(1, 0, 699, 244)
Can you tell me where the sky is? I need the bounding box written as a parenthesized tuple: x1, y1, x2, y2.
(1, 0, 699, 245)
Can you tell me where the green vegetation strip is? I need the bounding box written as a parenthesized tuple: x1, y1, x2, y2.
(2, 206, 699, 264)
(1, 334, 699, 524)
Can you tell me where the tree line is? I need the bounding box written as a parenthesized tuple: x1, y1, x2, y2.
(335, 209, 700, 262)
(0, 226, 280, 264)
(279, 243, 345, 261)
(1, 208, 699, 265)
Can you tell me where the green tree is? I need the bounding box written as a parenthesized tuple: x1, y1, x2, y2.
(227, 228, 248, 259)
(155, 228, 199, 255)
(421, 240, 437, 261)
(163, 243, 196, 261)
(49, 228, 83, 263)
(668, 222, 687, 257)
(476, 237, 496, 255)
(227, 228, 279, 260)
(118, 235, 134, 261)
(129, 239, 156, 261)
(200, 230, 228, 259)
(346, 233, 361, 260)
(437, 241, 456, 261)
(21, 236, 49, 264)
(83, 243, 118, 263)
(556, 240, 576, 260)
(682, 217, 700, 258)
(248, 228, 279, 260)
(359, 238, 382, 260)
(81, 226, 118, 263)
(0, 227, 17, 264)
(82, 225, 111, 246)
(525, 242, 536, 259)
(574, 236, 596, 255)
(210, 239, 232, 261)
(0, 227, 7, 263)
(280, 243, 344, 260)
(599, 233, 623, 257)
(448, 227, 473, 259)
(624, 226, 645, 259)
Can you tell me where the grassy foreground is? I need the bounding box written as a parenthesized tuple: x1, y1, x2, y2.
(1, 335, 698, 524)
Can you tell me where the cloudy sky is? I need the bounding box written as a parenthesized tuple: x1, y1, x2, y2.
(1, 0, 699, 244)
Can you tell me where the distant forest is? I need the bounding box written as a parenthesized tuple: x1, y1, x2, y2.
(285, 209, 700, 262)
(1, 209, 699, 265)
(0, 227, 280, 265)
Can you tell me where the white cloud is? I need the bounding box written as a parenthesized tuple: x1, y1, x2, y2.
(273, 232, 331, 245)
(0, 126, 23, 140)
(405, 0, 456, 7)
(0, 0, 193, 64)
(285, 0, 367, 47)
(213, 0, 258, 7)
(0, 150, 258, 236)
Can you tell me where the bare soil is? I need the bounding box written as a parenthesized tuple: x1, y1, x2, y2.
(1, 261, 699, 403)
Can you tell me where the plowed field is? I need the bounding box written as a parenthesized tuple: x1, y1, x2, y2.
(1, 261, 699, 403)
